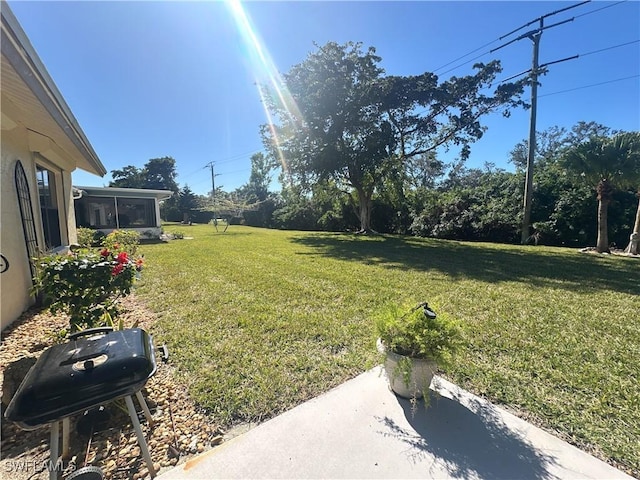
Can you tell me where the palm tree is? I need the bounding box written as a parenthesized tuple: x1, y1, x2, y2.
(563, 132, 640, 253)
(626, 189, 640, 254)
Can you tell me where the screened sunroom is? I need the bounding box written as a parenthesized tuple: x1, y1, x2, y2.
(74, 186, 173, 238)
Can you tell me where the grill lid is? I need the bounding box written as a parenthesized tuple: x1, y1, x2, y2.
(5, 328, 156, 429)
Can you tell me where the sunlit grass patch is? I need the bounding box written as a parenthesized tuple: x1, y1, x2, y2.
(137, 225, 639, 475)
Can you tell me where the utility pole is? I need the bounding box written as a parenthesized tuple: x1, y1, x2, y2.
(491, 0, 589, 244)
(205, 162, 220, 231)
(522, 29, 541, 244)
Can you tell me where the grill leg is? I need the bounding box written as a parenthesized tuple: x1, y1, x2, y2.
(125, 395, 156, 478)
(136, 390, 154, 426)
(49, 421, 59, 480)
(62, 417, 70, 458)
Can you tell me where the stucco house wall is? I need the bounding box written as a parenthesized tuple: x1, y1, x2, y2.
(1, 1, 106, 330)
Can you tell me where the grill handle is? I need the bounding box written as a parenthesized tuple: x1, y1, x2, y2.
(69, 327, 114, 340)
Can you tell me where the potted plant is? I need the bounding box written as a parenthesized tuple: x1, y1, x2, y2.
(375, 301, 462, 403)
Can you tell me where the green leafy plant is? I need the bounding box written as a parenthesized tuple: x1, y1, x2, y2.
(102, 229, 140, 255)
(375, 301, 463, 405)
(33, 247, 144, 334)
(375, 301, 462, 367)
(76, 227, 97, 248)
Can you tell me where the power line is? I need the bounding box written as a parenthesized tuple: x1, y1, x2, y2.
(217, 167, 251, 175)
(434, 3, 591, 77)
(491, 17, 578, 54)
(580, 39, 640, 58)
(438, 51, 492, 76)
(496, 39, 640, 84)
(498, 0, 591, 40)
(433, 39, 500, 73)
(181, 166, 209, 180)
(430, 0, 628, 78)
(574, 0, 628, 19)
(538, 74, 640, 98)
(179, 148, 262, 180)
(435, 1, 593, 77)
(215, 148, 263, 165)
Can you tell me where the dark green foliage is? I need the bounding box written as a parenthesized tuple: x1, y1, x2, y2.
(76, 227, 96, 248)
(160, 195, 181, 222)
(409, 168, 522, 243)
(177, 185, 199, 222)
(109, 165, 145, 189)
(190, 209, 216, 225)
(110, 157, 179, 192)
(271, 189, 319, 231)
(562, 131, 640, 252)
(375, 302, 462, 365)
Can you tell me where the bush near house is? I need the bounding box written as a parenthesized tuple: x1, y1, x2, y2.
(76, 227, 96, 248)
(102, 229, 141, 255)
(34, 232, 143, 334)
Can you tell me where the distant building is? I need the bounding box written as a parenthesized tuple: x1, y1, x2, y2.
(74, 186, 173, 239)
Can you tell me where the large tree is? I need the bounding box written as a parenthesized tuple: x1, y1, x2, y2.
(178, 185, 200, 223)
(244, 152, 272, 203)
(110, 165, 145, 189)
(144, 157, 179, 192)
(262, 41, 526, 232)
(563, 132, 640, 253)
(621, 132, 640, 254)
(110, 157, 179, 193)
(509, 121, 614, 171)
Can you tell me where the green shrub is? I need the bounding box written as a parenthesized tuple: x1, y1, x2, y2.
(33, 247, 144, 334)
(76, 227, 96, 248)
(102, 230, 140, 255)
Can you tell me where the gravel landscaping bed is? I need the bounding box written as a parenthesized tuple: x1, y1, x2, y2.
(1, 295, 222, 480)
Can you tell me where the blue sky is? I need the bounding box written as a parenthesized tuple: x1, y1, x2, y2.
(8, 1, 640, 196)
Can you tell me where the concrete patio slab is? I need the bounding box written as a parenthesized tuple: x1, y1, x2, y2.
(158, 367, 633, 479)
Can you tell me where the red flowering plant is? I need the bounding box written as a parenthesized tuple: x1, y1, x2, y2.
(33, 243, 144, 334)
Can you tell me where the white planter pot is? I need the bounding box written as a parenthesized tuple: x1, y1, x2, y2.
(377, 339, 436, 399)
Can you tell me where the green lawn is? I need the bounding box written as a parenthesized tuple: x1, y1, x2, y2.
(137, 225, 639, 475)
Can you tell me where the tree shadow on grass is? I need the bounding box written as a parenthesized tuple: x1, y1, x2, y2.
(377, 388, 559, 479)
(290, 233, 638, 295)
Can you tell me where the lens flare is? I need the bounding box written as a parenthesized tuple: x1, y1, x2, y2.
(256, 84, 289, 180)
(226, 0, 302, 178)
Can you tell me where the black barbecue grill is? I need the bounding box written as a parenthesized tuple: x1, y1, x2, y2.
(5, 327, 159, 479)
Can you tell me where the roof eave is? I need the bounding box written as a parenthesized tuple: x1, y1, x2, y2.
(1, 1, 107, 177)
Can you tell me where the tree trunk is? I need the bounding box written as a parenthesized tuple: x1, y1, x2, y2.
(596, 198, 610, 253)
(595, 178, 614, 254)
(624, 191, 640, 254)
(355, 187, 373, 233)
